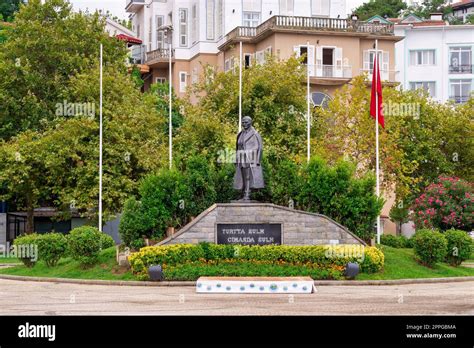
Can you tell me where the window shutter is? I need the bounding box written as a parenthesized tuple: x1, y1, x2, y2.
(382, 51, 389, 80)
(335, 47, 343, 77)
(363, 50, 370, 71)
(316, 46, 323, 76)
(207, 0, 215, 40)
(308, 45, 315, 76)
(294, 46, 300, 57)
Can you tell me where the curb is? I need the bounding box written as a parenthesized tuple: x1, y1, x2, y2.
(0, 274, 473, 287)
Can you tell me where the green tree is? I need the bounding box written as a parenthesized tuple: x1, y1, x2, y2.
(354, 0, 407, 20)
(0, 64, 167, 233)
(315, 76, 473, 203)
(0, 0, 128, 140)
(406, 0, 451, 19)
(0, 0, 25, 21)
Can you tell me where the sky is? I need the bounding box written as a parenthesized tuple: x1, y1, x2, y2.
(68, 0, 368, 21)
(69, 0, 128, 20)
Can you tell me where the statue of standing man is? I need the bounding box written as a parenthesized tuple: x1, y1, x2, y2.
(233, 116, 265, 201)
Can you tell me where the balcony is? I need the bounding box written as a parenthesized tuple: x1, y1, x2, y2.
(145, 48, 175, 67)
(360, 69, 399, 86)
(449, 64, 473, 74)
(125, 0, 145, 13)
(219, 15, 395, 50)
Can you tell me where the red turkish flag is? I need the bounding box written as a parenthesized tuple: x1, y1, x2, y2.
(370, 55, 385, 128)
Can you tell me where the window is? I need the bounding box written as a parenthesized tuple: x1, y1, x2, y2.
(156, 16, 164, 49)
(179, 9, 188, 47)
(311, 0, 330, 17)
(224, 59, 230, 72)
(156, 77, 166, 84)
(364, 49, 390, 80)
(216, 0, 223, 38)
(280, 0, 294, 15)
(243, 12, 260, 27)
(265, 46, 272, 56)
(256, 50, 265, 65)
(244, 53, 252, 68)
(409, 50, 435, 66)
(409, 81, 436, 97)
(137, 24, 141, 39)
(179, 72, 188, 92)
(191, 4, 198, 44)
(207, 0, 215, 40)
(192, 68, 198, 84)
(148, 17, 152, 51)
(449, 47, 472, 73)
(450, 79, 472, 103)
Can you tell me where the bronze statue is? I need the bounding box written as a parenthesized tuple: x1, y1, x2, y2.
(233, 116, 264, 201)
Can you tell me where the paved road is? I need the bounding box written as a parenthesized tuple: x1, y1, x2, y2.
(0, 279, 473, 315)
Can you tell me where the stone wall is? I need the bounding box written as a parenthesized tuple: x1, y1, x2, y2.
(158, 203, 365, 246)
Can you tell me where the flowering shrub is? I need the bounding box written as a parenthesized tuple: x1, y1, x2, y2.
(128, 243, 384, 279)
(444, 229, 473, 267)
(411, 176, 473, 231)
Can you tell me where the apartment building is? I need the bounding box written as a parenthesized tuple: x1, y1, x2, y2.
(450, 0, 474, 23)
(392, 13, 474, 103)
(126, 0, 402, 101)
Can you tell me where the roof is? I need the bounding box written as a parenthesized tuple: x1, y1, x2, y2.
(9, 207, 82, 218)
(450, 0, 474, 9)
(365, 15, 392, 24)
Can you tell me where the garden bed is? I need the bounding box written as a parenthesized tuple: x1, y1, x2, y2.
(1, 245, 473, 282)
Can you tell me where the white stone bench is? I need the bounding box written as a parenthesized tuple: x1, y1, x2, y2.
(196, 276, 315, 294)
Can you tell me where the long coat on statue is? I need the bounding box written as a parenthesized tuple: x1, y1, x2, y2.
(233, 127, 265, 189)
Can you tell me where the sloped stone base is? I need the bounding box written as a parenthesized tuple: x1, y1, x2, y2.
(158, 203, 365, 246)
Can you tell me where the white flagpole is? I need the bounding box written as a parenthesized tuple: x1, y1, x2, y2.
(239, 41, 243, 132)
(99, 43, 103, 232)
(169, 30, 173, 169)
(375, 39, 381, 244)
(307, 40, 311, 163)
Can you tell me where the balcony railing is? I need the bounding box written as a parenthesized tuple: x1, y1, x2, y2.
(449, 95, 470, 103)
(449, 64, 473, 74)
(145, 48, 175, 63)
(304, 64, 352, 78)
(360, 69, 398, 83)
(222, 15, 394, 46)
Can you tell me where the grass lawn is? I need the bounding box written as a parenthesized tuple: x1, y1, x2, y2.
(0, 257, 21, 264)
(0, 247, 135, 281)
(356, 245, 474, 280)
(0, 245, 473, 281)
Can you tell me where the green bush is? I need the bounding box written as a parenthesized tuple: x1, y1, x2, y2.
(380, 234, 413, 248)
(298, 157, 384, 242)
(67, 226, 104, 268)
(36, 233, 67, 267)
(13, 233, 40, 268)
(119, 198, 153, 249)
(128, 243, 384, 278)
(444, 229, 473, 266)
(139, 169, 190, 239)
(99, 233, 115, 250)
(413, 229, 448, 267)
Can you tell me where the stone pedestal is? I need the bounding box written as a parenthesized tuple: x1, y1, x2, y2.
(157, 203, 365, 246)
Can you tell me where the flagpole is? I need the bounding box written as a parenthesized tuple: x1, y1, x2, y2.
(169, 28, 173, 169)
(239, 41, 243, 132)
(99, 43, 103, 232)
(307, 40, 311, 163)
(375, 39, 381, 244)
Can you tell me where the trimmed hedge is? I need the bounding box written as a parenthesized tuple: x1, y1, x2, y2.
(413, 229, 448, 267)
(67, 226, 113, 268)
(13, 233, 68, 268)
(444, 229, 473, 267)
(13, 234, 40, 268)
(380, 234, 413, 248)
(36, 233, 68, 267)
(129, 243, 384, 280)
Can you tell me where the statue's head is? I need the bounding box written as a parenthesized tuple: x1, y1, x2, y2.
(242, 116, 252, 130)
